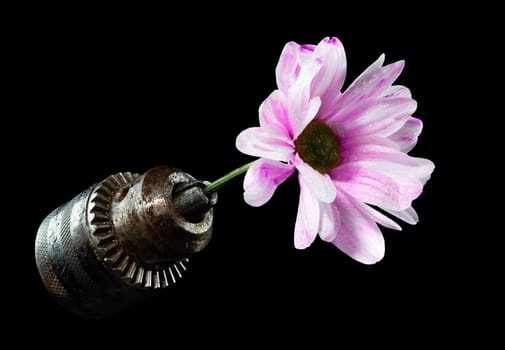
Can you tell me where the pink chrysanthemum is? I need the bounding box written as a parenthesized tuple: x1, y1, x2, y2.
(236, 37, 434, 264)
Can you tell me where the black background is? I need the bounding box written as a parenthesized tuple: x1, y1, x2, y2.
(9, 5, 488, 345)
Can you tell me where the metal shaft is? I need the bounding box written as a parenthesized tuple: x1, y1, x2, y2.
(35, 166, 217, 318)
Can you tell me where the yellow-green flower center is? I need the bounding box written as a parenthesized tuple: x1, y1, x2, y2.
(294, 120, 340, 174)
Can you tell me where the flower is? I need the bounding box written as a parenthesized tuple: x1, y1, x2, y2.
(236, 37, 434, 264)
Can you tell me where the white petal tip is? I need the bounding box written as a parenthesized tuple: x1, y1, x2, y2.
(244, 200, 263, 208)
(243, 193, 267, 207)
(294, 242, 310, 250)
(235, 131, 250, 154)
(361, 257, 383, 265)
(355, 251, 385, 265)
(320, 233, 338, 243)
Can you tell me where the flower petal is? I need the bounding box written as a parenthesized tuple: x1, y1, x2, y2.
(340, 134, 401, 152)
(287, 58, 323, 138)
(243, 159, 295, 207)
(358, 203, 402, 231)
(275, 42, 316, 92)
(332, 54, 384, 110)
(294, 174, 320, 249)
(296, 154, 336, 203)
(311, 37, 347, 96)
(295, 96, 322, 140)
(333, 97, 417, 138)
(319, 201, 340, 242)
(336, 138, 435, 200)
(332, 188, 385, 264)
(310, 37, 347, 120)
(259, 90, 292, 138)
(388, 117, 423, 153)
(384, 206, 419, 225)
(339, 140, 435, 181)
(383, 85, 412, 99)
(335, 57, 404, 114)
(236, 127, 294, 162)
(288, 90, 322, 140)
(332, 163, 422, 211)
(364, 155, 434, 187)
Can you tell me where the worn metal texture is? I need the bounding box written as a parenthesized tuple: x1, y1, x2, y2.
(35, 167, 216, 318)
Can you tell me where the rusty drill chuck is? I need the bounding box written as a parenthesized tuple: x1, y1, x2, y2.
(35, 166, 217, 318)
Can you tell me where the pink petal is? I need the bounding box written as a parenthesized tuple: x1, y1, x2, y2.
(243, 159, 295, 207)
(286, 55, 323, 138)
(339, 140, 435, 181)
(357, 202, 402, 231)
(338, 136, 435, 185)
(336, 57, 405, 113)
(275, 41, 315, 92)
(259, 90, 292, 139)
(340, 135, 401, 152)
(319, 202, 340, 242)
(288, 81, 322, 139)
(310, 37, 347, 120)
(332, 188, 385, 264)
(332, 163, 422, 211)
(295, 154, 336, 203)
(365, 155, 435, 187)
(333, 97, 417, 138)
(384, 206, 419, 225)
(236, 127, 294, 162)
(388, 117, 423, 153)
(294, 174, 320, 249)
(333, 54, 384, 110)
(383, 85, 412, 99)
(339, 138, 403, 163)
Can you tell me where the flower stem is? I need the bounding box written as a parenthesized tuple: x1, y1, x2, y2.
(204, 161, 256, 194)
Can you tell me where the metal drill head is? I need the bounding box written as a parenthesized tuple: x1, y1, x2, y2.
(112, 166, 216, 265)
(35, 166, 217, 318)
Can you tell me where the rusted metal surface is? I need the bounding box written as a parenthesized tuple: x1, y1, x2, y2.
(35, 167, 216, 318)
(113, 166, 215, 265)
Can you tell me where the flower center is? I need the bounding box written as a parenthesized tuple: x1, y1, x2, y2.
(294, 120, 340, 174)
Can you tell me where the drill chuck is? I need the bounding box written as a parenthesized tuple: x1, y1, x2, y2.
(35, 166, 216, 318)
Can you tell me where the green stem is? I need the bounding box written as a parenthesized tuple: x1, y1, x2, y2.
(204, 161, 256, 194)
